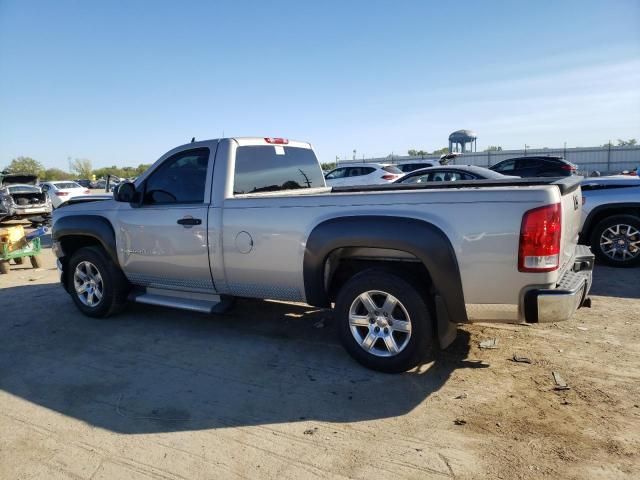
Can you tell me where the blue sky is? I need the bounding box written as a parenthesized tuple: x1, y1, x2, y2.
(1, 0, 639, 169)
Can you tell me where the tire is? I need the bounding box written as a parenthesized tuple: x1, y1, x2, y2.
(0, 261, 9, 274)
(67, 246, 130, 317)
(30, 255, 42, 268)
(14, 257, 24, 265)
(335, 268, 434, 373)
(590, 215, 640, 268)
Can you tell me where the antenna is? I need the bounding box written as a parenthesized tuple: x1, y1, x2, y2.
(191, 137, 195, 143)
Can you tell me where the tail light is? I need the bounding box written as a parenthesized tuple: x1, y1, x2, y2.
(264, 137, 289, 144)
(382, 174, 399, 180)
(55, 191, 69, 197)
(518, 203, 561, 272)
(561, 164, 576, 172)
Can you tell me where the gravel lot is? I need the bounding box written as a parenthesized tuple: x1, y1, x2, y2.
(1, 236, 638, 479)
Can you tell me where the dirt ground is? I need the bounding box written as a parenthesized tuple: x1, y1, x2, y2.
(0, 237, 638, 479)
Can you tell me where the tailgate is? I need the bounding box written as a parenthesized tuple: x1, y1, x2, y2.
(558, 182, 582, 271)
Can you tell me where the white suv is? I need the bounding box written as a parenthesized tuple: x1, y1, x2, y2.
(324, 163, 403, 187)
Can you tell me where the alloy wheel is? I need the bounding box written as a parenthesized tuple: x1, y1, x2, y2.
(73, 260, 104, 307)
(348, 290, 412, 357)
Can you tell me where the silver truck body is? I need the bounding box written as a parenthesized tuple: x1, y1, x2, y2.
(53, 138, 592, 326)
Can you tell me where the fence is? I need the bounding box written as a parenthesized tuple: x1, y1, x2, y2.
(337, 145, 640, 175)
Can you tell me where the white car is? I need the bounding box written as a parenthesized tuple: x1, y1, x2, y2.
(324, 163, 403, 187)
(40, 181, 91, 208)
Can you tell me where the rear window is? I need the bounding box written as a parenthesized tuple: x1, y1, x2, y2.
(53, 182, 81, 189)
(234, 146, 325, 194)
(382, 165, 403, 174)
(399, 163, 433, 172)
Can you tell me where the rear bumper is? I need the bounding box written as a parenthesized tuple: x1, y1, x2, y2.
(524, 245, 594, 323)
(3, 205, 52, 218)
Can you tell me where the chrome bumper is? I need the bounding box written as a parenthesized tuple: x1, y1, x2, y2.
(524, 245, 594, 323)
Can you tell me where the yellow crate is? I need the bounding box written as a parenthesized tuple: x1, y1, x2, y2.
(0, 225, 27, 251)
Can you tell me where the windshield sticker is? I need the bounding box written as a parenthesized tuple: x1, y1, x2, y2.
(274, 145, 285, 155)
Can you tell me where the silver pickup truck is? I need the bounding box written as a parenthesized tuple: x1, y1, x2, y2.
(52, 137, 594, 372)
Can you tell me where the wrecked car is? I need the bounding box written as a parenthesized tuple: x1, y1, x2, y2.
(0, 174, 52, 224)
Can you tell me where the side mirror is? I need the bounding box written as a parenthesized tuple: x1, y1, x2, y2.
(114, 181, 137, 203)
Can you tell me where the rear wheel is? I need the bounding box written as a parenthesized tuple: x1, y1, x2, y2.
(68, 246, 130, 317)
(335, 268, 434, 373)
(14, 257, 24, 265)
(0, 261, 9, 274)
(590, 215, 640, 267)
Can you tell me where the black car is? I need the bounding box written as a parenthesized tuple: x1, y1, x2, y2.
(396, 165, 517, 184)
(75, 179, 93, 188)
(396, 161, 437, 173)
(489, 156, 577, 177)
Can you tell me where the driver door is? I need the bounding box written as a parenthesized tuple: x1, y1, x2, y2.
(115, 147, 216, 292)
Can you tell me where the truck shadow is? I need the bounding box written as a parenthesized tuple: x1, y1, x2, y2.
(589, 264, 640, 299)
(0, 282, 485, 434)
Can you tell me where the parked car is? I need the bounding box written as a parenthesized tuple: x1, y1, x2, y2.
(91, 178, 119, 192)
(52, 136, 592, 373)
(396, 161, 438, 173)
(580, 176, 640, 267)
(396, 165, 517, 184)
(75, 179, 93, 188)
(490, 156, 577, 177)
(324, 163, 403, 187)
(40, 181, 91, 208)
(0, 174, 52, 223)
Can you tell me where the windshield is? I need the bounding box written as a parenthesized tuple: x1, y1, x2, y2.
(8, 185, 41, 194)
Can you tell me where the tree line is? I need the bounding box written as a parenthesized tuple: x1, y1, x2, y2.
(2, 157, 151, 181)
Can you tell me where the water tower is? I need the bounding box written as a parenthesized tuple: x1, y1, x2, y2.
(448, 129, 477, 153)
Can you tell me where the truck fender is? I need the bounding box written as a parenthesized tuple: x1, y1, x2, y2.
(303, 216, 468, 326)
(53, 215, 118, 265)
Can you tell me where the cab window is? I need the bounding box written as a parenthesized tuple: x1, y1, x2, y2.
(143, 148, 209, 205)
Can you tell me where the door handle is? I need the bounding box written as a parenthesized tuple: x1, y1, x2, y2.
(177, 217, 202, 226)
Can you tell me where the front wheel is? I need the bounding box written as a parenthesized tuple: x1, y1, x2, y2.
(68, 246, 130, 317)
(590, 215, 640, 267)
(335, 268, 434, 373)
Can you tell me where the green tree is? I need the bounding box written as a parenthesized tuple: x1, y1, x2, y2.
(617, 138, 638, 146)
(320, 162, 336, 171)
(4, 156, 45, 176)
(484, 145, 503, 152)
(431, 147, 449, 155)
(69, 158, 93, 178)
(408, 149, 429, 158)
(42, 168, 71, 180)
(135, 163, 151, 175)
